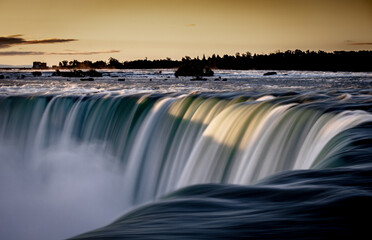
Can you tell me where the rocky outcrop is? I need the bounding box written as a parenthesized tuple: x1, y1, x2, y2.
(52, 69, 102, 78)
(263, 71, 277, 76)
(175, 62, 214, 77)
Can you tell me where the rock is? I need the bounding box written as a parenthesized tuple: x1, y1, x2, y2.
(191, 75, 207, 81)
(263, 71, 277, 76)
(175, 62, 214, 77)
(52, 69, 61, 76)
(32, 71, 42, 77)
(52, 69, 102, 78)
(86, 70, 102, 77)
(80, 78, 94, 81)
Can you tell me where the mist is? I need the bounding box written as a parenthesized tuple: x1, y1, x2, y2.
(0, 142, 128, 240)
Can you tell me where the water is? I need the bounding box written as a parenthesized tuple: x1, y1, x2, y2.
(72, 165, 372, 240)
(0, 69, 371, 95)
(0, 70, 371, 239)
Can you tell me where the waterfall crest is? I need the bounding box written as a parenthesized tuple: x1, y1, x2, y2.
(1, 94, 371, 207)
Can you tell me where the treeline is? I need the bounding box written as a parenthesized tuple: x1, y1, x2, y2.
(57, 58, 179, 69)
(56, 50, 372, 72)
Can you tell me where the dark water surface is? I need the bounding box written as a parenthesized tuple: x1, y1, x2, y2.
(72, 165, 372, 239)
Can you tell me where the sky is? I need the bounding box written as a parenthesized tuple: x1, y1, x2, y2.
(0, 0, 371, 66)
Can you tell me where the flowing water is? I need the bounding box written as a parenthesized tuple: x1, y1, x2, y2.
(0, 70, 372, 239)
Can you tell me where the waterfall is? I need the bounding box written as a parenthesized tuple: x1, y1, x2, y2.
(1, 93, 371, 208)
(1, 92, 372, 240)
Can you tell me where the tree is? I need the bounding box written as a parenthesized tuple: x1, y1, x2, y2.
(61, 60, 68, 68)
(108, 57, 123, 68)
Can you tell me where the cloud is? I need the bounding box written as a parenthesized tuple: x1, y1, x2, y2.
(0, 50, 120, 56)
(24, 38, 77, 45)
(51, 50, 120, 55)
(346, 40, 372, 46)
(348, 42, 372, 46)
(0, 35, 77, 48)
(0, 51, 44, 56)
(0, 35, 118, 56)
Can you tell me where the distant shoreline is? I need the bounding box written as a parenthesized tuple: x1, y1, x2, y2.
(1, 50, 372, 72)
(1, 68, 371, 73)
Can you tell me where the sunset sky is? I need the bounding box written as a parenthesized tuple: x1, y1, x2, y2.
(0, 0, 371, 66)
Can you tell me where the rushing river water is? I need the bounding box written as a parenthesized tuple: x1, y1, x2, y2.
(0, 69, 372, 239)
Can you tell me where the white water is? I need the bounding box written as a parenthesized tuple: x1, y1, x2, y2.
(0, 92, 372, 240)
(1, 69, 371, 95)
